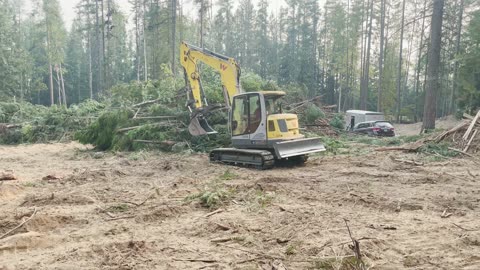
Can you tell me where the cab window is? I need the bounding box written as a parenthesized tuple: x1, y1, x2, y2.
(232, 96, 248, 136)
(248, 94, 261, 133)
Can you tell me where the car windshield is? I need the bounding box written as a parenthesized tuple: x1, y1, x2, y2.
(375, 122, 393, 128)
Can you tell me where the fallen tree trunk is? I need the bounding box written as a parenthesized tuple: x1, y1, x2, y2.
(463, 110, 480, 141)
(132, 99, 162, 108)
(133, 140, 176, 146)
(435, 121, 469, 143)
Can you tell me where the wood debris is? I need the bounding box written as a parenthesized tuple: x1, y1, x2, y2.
(436, 110, 480, 155)
(0, 172, 17, 181)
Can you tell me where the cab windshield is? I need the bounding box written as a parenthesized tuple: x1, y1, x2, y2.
(264, 95, 283, 115)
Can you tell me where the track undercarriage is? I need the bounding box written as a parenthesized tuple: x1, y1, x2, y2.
(209, 148, 308, 170)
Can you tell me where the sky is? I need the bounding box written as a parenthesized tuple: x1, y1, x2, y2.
(56, 0, 287, 30)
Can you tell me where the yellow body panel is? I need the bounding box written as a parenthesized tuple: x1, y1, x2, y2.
(267, 114, 305, 140)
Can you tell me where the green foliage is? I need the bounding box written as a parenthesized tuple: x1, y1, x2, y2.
(0, 101, 105, 144)
(329, 113, 345, 130)
(321, 137, 347, 155)
(241, 72, 263, 92)
(76, 110, 131, 150)
(419, 142, 458, 158)
(303, 104, 325, 124)
(458, 10, 480, 113)
(186, 182, 234, 209)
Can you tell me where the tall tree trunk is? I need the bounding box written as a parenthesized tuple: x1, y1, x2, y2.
(55, 67, 62, 106)
(60, 63, 67, 107)
(46, 13, 54, 106)
(199, 0, 204, 48)
(422, 0, 445, 131)
(87, 0, 93, 99)
(171, 0, 177, 73)
(360, 0, 373, 110)
(414, 0, 427, 122)
(451, 0, 464, 115)
(143, 0, 148, 81)
(135, 0, 140, 81)
(101, 0, 106, 91)
(377, 0, 386, 112)
(94, 0, 103, 92)
(396, 0, 406, 123)
(49, 64, 54, 106)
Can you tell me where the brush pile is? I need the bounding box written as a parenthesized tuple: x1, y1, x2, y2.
(287, 96, 343, 136)
(434, 111, 480, 155)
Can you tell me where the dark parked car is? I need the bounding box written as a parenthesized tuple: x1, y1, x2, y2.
(352, 121, 395, 137)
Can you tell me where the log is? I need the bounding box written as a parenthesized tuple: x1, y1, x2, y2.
(463, 110, 480, 141)
(463, 129, 478, 152)
(205, 209, 224, 218)
(435, 121, 469, 143)
(132, 116, 177, 120)
(133, 140, 176, 146)
(116, 122, 178, 133)
(132, 98, 162, 108)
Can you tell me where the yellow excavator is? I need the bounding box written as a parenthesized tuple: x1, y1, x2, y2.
(180, 42, 325, 169)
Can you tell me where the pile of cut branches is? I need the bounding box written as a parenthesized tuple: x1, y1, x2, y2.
(287, 96, 343, 136)
(434, 111, 480, 155)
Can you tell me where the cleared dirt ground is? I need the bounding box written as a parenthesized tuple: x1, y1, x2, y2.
(1, 141, 480, 269)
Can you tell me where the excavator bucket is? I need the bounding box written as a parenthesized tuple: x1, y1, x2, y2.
(188, 115, 217, 136)
(273, 137, 326, 159)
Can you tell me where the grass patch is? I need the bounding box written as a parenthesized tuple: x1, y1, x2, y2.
(285, 245, 297, 256)
(106, 204, 130, 213)
(219, 170, 237, 181)
(186, 187, 234, 209)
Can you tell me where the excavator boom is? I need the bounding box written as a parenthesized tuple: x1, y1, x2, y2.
(180, 42, 242, 135)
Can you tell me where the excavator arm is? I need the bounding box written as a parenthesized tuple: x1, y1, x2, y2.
(180, 42, 243, 136)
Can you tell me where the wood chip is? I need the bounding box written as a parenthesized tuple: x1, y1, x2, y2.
(205, 209, 224, 218)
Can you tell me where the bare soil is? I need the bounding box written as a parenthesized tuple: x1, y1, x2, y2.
(395, 116, 460, 136)
(1, 142, 480, 269)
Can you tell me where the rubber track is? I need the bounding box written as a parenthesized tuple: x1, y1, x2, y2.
(209, 148, 275, 170)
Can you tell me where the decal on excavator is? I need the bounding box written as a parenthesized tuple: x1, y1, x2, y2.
(220, 64, 228, 71)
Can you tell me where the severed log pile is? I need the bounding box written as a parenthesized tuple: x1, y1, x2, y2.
(434, 110, 480, 155)
(288, 97, 340, 136)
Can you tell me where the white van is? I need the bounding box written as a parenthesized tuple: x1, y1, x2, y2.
(345, 110, 385, 131)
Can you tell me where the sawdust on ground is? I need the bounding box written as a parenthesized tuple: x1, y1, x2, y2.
(1, 142, 480, 269)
